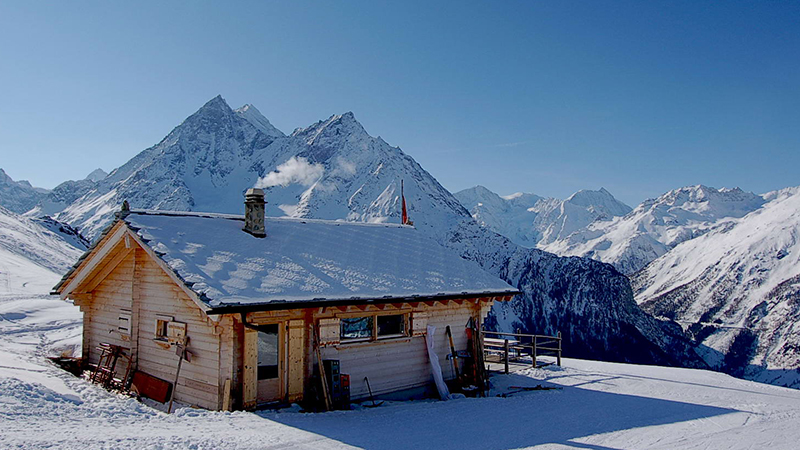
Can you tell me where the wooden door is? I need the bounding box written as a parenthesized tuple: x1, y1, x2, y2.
(256, 323, 286, 404)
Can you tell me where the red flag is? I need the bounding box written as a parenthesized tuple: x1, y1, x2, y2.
(401, 180, 409, 225)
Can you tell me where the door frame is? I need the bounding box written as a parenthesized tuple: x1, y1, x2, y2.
(243, 320, 288, 409)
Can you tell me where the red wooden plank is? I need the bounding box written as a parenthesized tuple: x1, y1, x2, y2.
(132, 371, 172, 403)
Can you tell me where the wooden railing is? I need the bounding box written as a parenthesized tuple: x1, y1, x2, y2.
(480, 330, 562, 373)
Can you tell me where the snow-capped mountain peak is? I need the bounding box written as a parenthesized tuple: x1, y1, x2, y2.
(455, 186, 631, 249)
(540, 184, 766, 274)
(566, 188, 632, 217)
(234, 104, 285, 138)
(639, 184, 764, 221)
(291, 112, 369, 146)
(0, 168, 49, 214)
(28, 97, 703, 371)
(84, 168, 108, 182)
(201, 94, 230, 111)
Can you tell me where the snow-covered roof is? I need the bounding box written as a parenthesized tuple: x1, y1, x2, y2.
(122, 211, 517, 311)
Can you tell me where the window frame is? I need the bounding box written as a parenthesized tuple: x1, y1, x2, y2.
(338, 311, 410, 344)
(154, 315, 173, 342)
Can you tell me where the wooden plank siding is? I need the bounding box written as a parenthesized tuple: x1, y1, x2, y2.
(77, 241, 223, 411)
(134, 252, 220, 410)
(228, 300, 492, 408)
(82, 252, 135, 377)
(316, 301, 479, 401)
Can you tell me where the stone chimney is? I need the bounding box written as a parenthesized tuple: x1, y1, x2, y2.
(243, 188, 266, 238)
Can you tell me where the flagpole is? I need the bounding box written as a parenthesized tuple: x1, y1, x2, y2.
(401, 179, 408, 225)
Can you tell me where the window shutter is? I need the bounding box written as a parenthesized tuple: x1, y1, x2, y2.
(167, 321, 187, 344)
(118, 311, 132, 337)
(411, 312, 428, 336)
(318, 318, 340, 346)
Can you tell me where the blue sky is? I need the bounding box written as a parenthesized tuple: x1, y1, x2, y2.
(0, 1, 798, 206)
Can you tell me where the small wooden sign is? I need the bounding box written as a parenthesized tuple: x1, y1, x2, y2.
(175, 341, 192, 362)
(167, 321, 187, 344)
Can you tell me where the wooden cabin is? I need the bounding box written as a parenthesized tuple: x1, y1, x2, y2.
(53, 189, 518, 411)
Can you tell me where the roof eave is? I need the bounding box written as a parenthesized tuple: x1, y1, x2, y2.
(52, 219, 126, 296)
(205, 290, 521, 315)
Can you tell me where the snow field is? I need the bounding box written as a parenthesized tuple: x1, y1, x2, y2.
(2, 287, 800, 449)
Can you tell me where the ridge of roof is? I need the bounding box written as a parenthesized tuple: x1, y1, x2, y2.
(126, 209, 413, 229)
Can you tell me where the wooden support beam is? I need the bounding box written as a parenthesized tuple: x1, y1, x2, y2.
(130, 248, 142, 370)
(242, 328, 257, 410)
(286, 319, 305, 403)
(222, 379, 232, 412)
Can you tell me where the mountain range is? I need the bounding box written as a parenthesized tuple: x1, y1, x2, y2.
(632, 186, 800, 388)
(0, 95, 703, 370)
(455, 180, 800, 388)
(456, 184, 766, 275)
(455, 185, 633, 249)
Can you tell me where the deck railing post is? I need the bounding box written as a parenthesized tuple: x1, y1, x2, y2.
(504, 339, 509, 374)
(532, 335, 537, 368)
(557, 331, 562, 367)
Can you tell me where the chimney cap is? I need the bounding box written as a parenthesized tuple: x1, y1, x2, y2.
(245, 188, 265, 202)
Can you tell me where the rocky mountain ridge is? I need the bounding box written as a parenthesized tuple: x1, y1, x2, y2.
(455, 185, 632, 249)
(541, 185, 766, 274)
(457, 184, 767, 276)
(632, 186, 800, 388)
(0, 168, 48, 214)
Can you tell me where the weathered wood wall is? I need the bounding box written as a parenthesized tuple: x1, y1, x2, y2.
(133, 249, 220, 410)
(80, 243, 222, 410)
(81, 250, 135, 376)
(316, 302, 479, 400)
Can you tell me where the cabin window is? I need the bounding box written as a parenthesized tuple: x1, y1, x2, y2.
(339, 313, 408, 342)
(341, 316, 373, 341)
(377, 314, 405, 338)
(154, 315, 173, 341)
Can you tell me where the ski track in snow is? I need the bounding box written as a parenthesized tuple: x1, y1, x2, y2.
(2, 284, 800, 449)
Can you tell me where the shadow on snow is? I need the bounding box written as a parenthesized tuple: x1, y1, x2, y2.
(260, 372, 738, 450)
